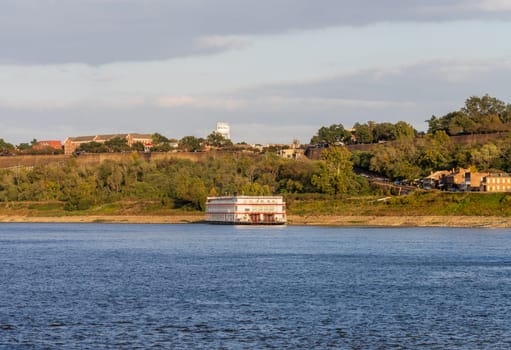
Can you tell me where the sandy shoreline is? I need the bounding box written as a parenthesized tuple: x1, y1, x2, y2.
(1, 214, 511, 228)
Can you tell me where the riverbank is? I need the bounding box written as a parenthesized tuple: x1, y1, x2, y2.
(1, 214, 511, 228)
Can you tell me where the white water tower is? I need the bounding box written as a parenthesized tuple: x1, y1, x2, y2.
(216, 122, 230, 140)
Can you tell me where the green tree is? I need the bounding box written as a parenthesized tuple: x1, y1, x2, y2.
(353, 122, 373, 144)
(427, 95, 510, 135)
(17, 143, 31, 151)
(426, 115, 441, 134)
(351, 151, 373, 170)
(60, 162, 98, 210)
(417, 131, 453, 172)
(241, 182, 272, 196)
(149, 133, 171, 152)
(171, 172, 207, 210)
(179, 136, 203, 152)
(448, 111, 475, 135)
(393, 121, 417, 139)
(152, 133, 169, 144)
(277, 159, 318, 193)
(463, 94, 507, 122)
(96, 160, 126, 194)
(311, 147, 354, 195)
(104, 137, 130, 152)
(78, 141, 108, 153)
(310, 124, 350, 145)
(372, 122, 396, 142)
(206, 131, 233, 148)
(470, 143, 501, 170)
(131, 142, 145, 152)
(0, 139, 14, 152)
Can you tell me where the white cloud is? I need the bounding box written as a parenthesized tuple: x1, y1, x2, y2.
(196, 35, 251, 50)
(252, 96, 415, 110)
(234, 123, 317, 145)
(156, 96, 245, 110)
(434, 59, 510, 83)
(0, 96, 148, 111)
(475, 0, 511, 11)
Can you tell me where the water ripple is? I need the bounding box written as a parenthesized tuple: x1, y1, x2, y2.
(1, 224, 511, 349)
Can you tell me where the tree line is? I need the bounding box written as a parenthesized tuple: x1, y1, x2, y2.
(309, 94, 511, 180)
(427, 95, 511, 135)
(0, 131, 242, 155)
(310, 94, 511, 146)
(0, 150, 370, 211)
(351, 131, 511, 181)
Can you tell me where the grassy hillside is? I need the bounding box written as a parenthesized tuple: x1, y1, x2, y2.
(287, 191, 511, 217)
(2, 191, 511, 219)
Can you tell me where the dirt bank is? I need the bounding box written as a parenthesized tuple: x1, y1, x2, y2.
(287, 215, 511, 228)
(1, 214, 511, 228)
(0, 214, 203, 224)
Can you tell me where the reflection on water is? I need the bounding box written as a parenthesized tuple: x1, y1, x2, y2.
(1, 223, 510, 349)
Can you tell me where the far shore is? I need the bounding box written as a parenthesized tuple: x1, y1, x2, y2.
(1, 214, 511, 228)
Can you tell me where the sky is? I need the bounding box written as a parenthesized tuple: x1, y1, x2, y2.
(1, 0, 511, 145)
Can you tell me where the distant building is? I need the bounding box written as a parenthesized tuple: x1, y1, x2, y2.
(442, 168, 489, 191)
(278, 148, 305, 159)
(127, 133, 153, 148)
(423, 170, 450, 190)
(64, 133, 153, 154)
(32, 140, 62, 151)
(481, 173, 511, 192)
(216, 122, 230, 140)
(64, 135, 97, 154)
(277, 141, 305, 160)
(205, 196, 286, 225)
(421, 168, 490, 191)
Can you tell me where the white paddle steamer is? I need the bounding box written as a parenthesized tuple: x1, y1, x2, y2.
(205, 196, 286, 225)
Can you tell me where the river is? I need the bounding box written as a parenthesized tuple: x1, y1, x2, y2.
(1, 223, 510, 349)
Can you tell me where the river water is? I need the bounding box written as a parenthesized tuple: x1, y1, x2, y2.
(0, 223, 510, 349)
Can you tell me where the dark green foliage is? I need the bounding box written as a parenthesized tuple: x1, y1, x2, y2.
(353, 123, 373, 144)
(0, 138, 15, 151)
(351, 151, 372, 170)
(78, 141, 108, 153)
(310, 124, 351, 145)
(152, 133, 169, 144)
(131, 142, 145, 152)
(427, 94, 511, 135)
(78, 137, 141, 153)
(104, 137, 130, 152)
(151, 133, 174, 152)
(179, 136, 203, 152)
(313, 121, 418, 146)
(206, 131, 233, 148)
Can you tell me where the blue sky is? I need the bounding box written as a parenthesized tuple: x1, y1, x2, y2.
(1, 0, 511, 144)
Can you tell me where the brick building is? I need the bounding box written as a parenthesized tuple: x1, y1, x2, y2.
(32, 140, 63, 151)
(64, 133, 153, 154)
(480, 173, 511, 192)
